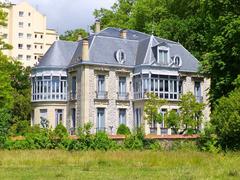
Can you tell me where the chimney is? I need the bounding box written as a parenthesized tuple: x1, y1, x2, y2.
(120, 29, 127, 39)
(95, 19, 101, 33)
(82, 38, 89, 61)
(78, 34, 82, 41)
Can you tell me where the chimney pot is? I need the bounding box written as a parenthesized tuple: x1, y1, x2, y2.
(95, 20, 101, 33)
(120, 29, 127, 39)
(82, 38, 89, 61)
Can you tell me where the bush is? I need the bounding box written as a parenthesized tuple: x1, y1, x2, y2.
(117, 124, 131, 135)
(0, 109, 11, 147)
(53, 123, 68, 139)
(124, 127, 144, 150)
(198, 124, 221, 153)
(91, 131, 117, 150)
(211, 88, 240, 150)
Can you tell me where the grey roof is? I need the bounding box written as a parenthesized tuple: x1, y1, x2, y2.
(36, 27, 200, 73)
(36, 40, 78, 68)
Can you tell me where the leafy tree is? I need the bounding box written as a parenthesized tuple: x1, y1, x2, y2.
(165, 110, 180, 134)
(211, 88, 240, 150)
(179, 92, 205, 134)
(144, 93, 166, 128)
(60, 28, 88, 41)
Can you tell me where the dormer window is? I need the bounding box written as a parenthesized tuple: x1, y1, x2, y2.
(157, 46, 169, 65)
(115, 49, 126, 64)
(173, 55, 182, 66)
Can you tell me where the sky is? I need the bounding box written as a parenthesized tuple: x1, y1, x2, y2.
(11, 0, 116, 34)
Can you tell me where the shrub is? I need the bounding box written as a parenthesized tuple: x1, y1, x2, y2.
(0, 109, 11, 147)
(198, 124, 221, 153)
(91, 131, 117, 150)
(124, 127, 144, 150)
(53, 123, 68, 139)
(211, 88, 240, 150)
(117, 124, 131, 135)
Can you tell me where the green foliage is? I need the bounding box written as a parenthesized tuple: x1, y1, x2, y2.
(124, 127, 144, 150)
(0, 109, 11, 147)
(91, 132, 117, 151)
(53, 124, 68, 139)
(60, 28, 88, 41)
(144, 93, 166, 125)
(117, 124, 131, 135)
(179, 92, 205, 134)
(198, 124, 220, 153)
(211, 88, 240, 150)
(165, 110, 180, 134)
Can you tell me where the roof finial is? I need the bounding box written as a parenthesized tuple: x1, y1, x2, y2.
(151, 17, 154, 35)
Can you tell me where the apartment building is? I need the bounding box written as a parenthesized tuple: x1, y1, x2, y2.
(31, 22, 210, 135)
(0, 1, 58, 67)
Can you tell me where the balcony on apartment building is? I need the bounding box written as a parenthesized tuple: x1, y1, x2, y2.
(95, 91, 108, 100)
(117, 92, 129, 101)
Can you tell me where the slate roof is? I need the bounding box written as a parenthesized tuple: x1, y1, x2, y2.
(36, 40, 78, 69)
(35, 27, 200, 73)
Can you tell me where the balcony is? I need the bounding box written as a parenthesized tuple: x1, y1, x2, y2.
(69, 91, 76, 101)
(96, 91, 108, 99)
(117, 92, 129, 100)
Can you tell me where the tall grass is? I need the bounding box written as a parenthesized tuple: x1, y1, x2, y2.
(0, 150, 239, 179)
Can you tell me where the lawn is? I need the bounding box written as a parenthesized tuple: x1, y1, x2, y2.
(0, 150, 239, 180)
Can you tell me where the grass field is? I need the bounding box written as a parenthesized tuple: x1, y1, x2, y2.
(0, 150, 239, 180)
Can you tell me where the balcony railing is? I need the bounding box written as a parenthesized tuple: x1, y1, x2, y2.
(69, 91, 76, 100)
(195, 96, 203, 103)
(96, 91, 108, 99)
(117, 92, 129, 100)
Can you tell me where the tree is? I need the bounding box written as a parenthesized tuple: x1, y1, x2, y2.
(165, 110, 180, 134)
(60, 28, 88, 41)
(211, 88, 240, 150)
(144, 93, 166, 129)
(179, 92, 205, 134)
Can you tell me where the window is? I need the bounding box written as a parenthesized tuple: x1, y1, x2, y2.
(18, 44, 23, 49)
(40, 109, 47, 128)
(97, 75, 105, 98)
(71, 108, 76, 129)
(55, 109, 63, 127)
(115, 49, 126, 64)
(40, 35, 43, 39)
(194, 81, 202, 102)
(18, 33, 23, 38)
(19, 11, 24, 17)
(28, 23, 31, 27)
(160, 109, 167, 128)
(18, 22, 23, 28)
(27, 44, 31, 50)
(34, 56, 37, 60)
(174, 56, 182, 66)
(35, 45, 37, 49)
(27, 33, 32, 39)
(119, 77, 126, 98)
(133, 75, 179, 100)
(135, 108, 141, 128)
(26, 55, 31, 61)
(40, 45, 43, 49)
(31, 75, 67, 101)
(28, 12, 31, 16)
(158, 50, 168, 65)
(71, 76, 76, 99)
(35, 34, 37, 38)
(18, 54, 23, 60)
(97, 108, 105, 132)
(119, 109, 126, 125)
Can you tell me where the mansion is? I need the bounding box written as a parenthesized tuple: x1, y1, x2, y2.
(31, 22, 210, 135)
